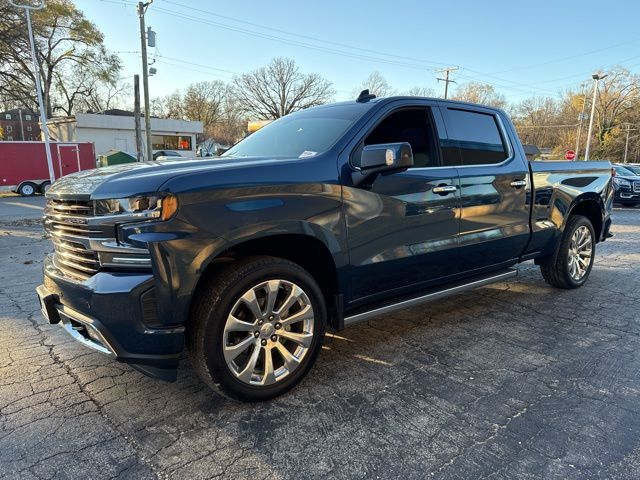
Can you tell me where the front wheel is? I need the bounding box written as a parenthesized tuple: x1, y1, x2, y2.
(540, 215, 595, 289)
(187, 256, 326, 401)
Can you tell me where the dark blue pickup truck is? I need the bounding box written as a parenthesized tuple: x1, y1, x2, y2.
(37, 93, 613, 401)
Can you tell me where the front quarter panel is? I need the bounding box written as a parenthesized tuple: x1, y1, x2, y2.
(121, 155, 346, 326)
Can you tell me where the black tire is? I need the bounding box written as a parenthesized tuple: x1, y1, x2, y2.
(17, 182, 37, 196)
(540, 215, 596, 289)
(186, 256, 326, 401)
(39, 181, 51, 195)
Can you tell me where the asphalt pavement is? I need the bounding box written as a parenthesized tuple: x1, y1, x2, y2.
(0, 195, 46, 222)
(1, 209, 640, 479)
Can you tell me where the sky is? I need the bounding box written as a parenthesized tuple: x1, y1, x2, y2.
(75, 0, 640, 104)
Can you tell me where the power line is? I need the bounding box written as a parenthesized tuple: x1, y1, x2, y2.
(490, 37, 640, 75)
(99, 0, 639, 100)
(160, 0, 452, 69)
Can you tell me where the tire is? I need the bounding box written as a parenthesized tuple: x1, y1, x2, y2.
(17, 182, 37, 196)
(39, 181, 51, 195)
(540, 215, 595, 289)
(186, 256, 326, 401)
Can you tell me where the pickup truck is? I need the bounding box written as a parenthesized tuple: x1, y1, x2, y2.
(37, 93, 613, 401)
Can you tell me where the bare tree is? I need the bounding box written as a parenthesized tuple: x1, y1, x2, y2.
(150, 91, 183, 119)
(511, 96, 561, 148)
(453, 82, 507, 109)
(182, 81, 226, 126)
(353, 71, 396, 97)
(54, 53, 123, 115)
(401, 86, 436, 97)
(0, 0, 121, 117)
(233, 57, 334, 119)
(593, 68, 639, 142)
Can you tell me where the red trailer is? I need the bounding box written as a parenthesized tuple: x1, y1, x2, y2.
(0, 141, 95, 196)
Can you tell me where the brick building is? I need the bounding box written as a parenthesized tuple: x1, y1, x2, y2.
(0, 108, 41, 141)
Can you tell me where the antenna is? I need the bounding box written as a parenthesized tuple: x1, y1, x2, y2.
(356, 89, 376, 103)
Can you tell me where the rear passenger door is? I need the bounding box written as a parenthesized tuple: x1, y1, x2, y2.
(439, 104, 530, 272)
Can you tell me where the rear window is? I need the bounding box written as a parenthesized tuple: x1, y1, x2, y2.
(446, 109, 508, 165)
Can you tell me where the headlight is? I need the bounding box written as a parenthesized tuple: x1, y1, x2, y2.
(613, 177, 631, 188)
(94, 194, 178, 221)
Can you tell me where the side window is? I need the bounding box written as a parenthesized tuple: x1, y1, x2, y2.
(446, 109, 508, 165)
(359, 108, 438, 168)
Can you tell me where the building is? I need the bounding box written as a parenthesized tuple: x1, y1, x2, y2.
(0, 108, 41, 141)
(46, 109, 203, 158)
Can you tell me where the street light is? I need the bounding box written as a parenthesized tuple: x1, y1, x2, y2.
(583, 73, 608, 162)
(9, 0, 55, 184)
(574, 82, 589, 160)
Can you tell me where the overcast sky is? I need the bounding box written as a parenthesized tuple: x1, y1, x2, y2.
(77, 0, 640, 103)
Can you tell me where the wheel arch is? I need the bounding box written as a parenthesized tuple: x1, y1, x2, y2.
(187, 232, 343, 328)
(567, 194, 604, 242)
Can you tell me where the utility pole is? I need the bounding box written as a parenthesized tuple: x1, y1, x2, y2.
(9, 0, 55, 184)
(622, 125, 638, 164)
(624, 124, 630, 163)
(18, 108, 25, 141)
(584, 73, 607, 162)
(138, 1, 153, 162)
(134, 75, 142, 162)
(436, 67, 458, 99)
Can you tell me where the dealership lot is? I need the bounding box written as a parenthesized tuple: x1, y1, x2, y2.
(1, 209, 639, 480)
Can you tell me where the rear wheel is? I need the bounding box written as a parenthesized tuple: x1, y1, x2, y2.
(17, 182, 36, 196)
(540, 215, 595, 289)
(39, 181, 51, 194)
(187, 256, 326, 401)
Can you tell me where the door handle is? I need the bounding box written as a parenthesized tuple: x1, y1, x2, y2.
(432, 185, 457, 195)
(510, 179, 527, 188)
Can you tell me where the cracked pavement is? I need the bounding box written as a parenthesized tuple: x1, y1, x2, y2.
(1, 209, 640, 479)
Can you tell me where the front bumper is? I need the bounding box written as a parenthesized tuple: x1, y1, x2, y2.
(614, 190, 640, 204)
(37, 255, 184, 381)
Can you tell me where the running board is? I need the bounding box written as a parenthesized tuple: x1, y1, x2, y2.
(343, 268, 517, 328)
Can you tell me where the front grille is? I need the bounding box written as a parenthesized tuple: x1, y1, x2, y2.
(634, 181, 640, 193)
(44, 199, 101, 280)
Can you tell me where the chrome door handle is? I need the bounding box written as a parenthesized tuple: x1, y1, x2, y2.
(510, 180, 527, 188)
(432, 185, 457, 194)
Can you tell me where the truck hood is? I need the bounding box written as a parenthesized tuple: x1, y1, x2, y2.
(47, 156, 296, 200)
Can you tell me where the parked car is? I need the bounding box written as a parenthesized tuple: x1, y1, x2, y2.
(153, 150, 183, 160)
(612, 164, 640, 206)
(37, 93, 613, 401)
(620, 164, 640, 175)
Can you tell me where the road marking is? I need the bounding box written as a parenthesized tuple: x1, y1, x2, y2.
(4, 201, 43, 211)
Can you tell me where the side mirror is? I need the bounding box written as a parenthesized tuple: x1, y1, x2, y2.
(360, 142, 414, 171)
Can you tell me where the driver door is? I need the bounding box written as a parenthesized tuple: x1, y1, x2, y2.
(343, 103, 461, 306)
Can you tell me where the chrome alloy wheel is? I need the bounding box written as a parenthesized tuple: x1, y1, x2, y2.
(222, 279, 315, 386)
(567, 225, 593, 281)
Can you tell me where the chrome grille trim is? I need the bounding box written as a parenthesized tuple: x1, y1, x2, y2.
(634, 181, 640, 193)
(44, 199, 101, 280)
(44, 198, 152, 281)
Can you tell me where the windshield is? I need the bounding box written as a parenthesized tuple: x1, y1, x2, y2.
(615, 165, 637, 176)
(624, 165, 640, 175)
(224, 103, 369, 159)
